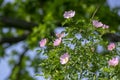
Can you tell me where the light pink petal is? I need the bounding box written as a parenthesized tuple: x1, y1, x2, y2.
(92, 20, 103, 28)
(39, 38, 47, 47)
(53, 38, 62, 46)
(102, 24, 109, 29)
(107, 43, 115, 51)
(60, 53, 69, 64)
(63, 10, 75, 19)
(56, 32, 65, 38)
(108, 57, 119, 66)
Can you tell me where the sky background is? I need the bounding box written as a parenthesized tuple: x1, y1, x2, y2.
(0, 0, 120, 80)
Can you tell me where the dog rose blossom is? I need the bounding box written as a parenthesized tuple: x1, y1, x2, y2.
(108, 57, 119, 66)
(63, 10, 75, 19)
(53, 38, 62, 46)
(56, 32, 64, 38)
(92, 20, 103, 28)
(60, 53, 70, 64)
(107, 43, 115, 51)
(102, 24, 109, 29)
(39, 38, 47, 47)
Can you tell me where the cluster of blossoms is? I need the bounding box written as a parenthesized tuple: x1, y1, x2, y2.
(107, 43, 119, 66)
(92, 20, 116, 51)
(39, 32, 69, 64)
(92, 20, 109, 29)
(39, 32, 64, 47)
(53, 32, 64, 46)
(39, 10, 119, 67)
(39, 10, 75, 64)
(92, 19, 119, 66)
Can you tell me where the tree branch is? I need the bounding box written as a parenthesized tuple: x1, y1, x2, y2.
(0, 16, 38, 30)
(0, 31, 30, 44)
(8, 47, 29, 80)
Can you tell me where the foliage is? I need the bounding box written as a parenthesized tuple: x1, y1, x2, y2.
(38, 12, 120, 79)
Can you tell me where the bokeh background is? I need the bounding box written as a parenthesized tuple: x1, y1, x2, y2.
(0, 0, 120, 80)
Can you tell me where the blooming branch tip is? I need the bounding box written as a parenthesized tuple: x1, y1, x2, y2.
(63, 10, 75, 19)
(107, 43, 115, 51)
(53, 38, 62, 46)
(108, 57, 119, 66)
(60, 53, 69, 64)
(39, 38, 47, 47)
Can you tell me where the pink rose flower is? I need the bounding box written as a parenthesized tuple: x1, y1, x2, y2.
(60, 53, 69, 64)
(102, 24, 109, 29)
(39, 38, 47, 47)
(56, 32, 64, 38)
(107, 43, 115, 51)
(92, 20, 103, 28)
(53, 38, 62, 46)
(63, 10, 75, 19)
(108, 57, 119, 66)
